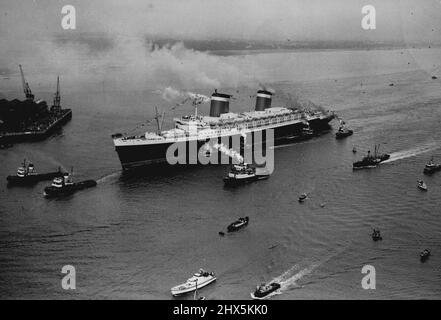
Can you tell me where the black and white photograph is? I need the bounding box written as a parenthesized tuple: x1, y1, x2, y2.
(1, 0, 441, 307)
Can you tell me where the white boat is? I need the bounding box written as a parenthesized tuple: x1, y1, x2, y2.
(171, 269, 216, 296)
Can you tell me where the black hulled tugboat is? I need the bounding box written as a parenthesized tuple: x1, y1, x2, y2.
(7, 159, 63, 186)
(251, 282, 281, 300)
(223, 163, 270, 186)
(353, 145, 390, 169)
(43, 168, 97, 198)
(335, 120, 353, 139)
(227, 217, 249, 232)
(423, 157, 441, 175)
(420, 249, 430, 262)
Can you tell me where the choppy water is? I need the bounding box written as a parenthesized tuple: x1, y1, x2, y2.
(1, 46, 441, 299)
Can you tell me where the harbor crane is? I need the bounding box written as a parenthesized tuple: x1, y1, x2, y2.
(19, 64, 34, 101)
(52, 76, 61, 112)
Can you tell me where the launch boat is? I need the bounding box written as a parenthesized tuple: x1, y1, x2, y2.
(7, 159, 63, 186)
(43, 170, 97, 198)
(251, 282, 281, 300)
(171, 269, 216, 296)
(113, 90, 334, 170)
(227, 217, 249, 232)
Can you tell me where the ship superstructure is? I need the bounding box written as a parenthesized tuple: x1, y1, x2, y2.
(113, 90, 334, 169)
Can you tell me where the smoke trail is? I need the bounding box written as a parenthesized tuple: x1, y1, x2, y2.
(258, 82, 275, 93)
(156, 87, 210, 110)
(212, 143, 243, 163)
(159, 87, 182, 101)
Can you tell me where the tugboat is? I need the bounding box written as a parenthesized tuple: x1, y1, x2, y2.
(251, 282, 281, 300)
(417, 180, 428, 191)
(423, 157, 441, 175)
(420, 249, 431, 262)
(7, 159, 63, 185)
(43, 168, 97, 198)
(372, 229, 382, 241)
(223, 163, 270, 186)
(353, 145, 390, 169)
(286, 126, 315, 142)
(298, 193, 308, 202)
(227, 217, 249, 232)
(335, 120, 353, 139)
(171, 269, 216, 296)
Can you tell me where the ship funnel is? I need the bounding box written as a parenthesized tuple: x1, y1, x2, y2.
(209, 91, 231, 117)
(255, 90, 272, 111)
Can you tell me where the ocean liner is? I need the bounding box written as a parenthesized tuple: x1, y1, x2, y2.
(112, 90, 334, 170)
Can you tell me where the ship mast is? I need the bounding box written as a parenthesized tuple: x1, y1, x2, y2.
(193, 99, 198, 118)
(19, 64, 34, 101)
(154, 106, 165, 135)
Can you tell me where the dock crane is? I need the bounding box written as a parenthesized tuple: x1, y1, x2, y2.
(19, 64, 34, 101)
(52, 76, 61, 112)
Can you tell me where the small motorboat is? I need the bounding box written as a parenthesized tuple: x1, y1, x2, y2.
(218, 231, 225, 236)
(352, 147, 357, 153)
(251, 282, 281, 300)
(372, 229, 382, 241)
(171, 269, 216, 296)
(420, 249, 430, 262)
(417, 180, 428, 191)
(227, 217, 249, 232)
(423, 157, 441, 175)
(298, 193, 308, 202)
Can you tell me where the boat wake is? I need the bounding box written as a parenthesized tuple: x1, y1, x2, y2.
(275, 263, 319, 291)
(382, 143, 439, 164)
(96, 171, 120, 184)
(256, 263, 319, 299)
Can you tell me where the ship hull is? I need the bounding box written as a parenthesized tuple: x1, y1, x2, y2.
(115, 122, 311, 170)
(114, 115, 334, 170)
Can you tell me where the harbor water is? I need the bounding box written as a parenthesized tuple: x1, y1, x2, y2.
(1, 44, 441, 299)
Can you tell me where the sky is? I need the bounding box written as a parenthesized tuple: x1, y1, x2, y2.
(1, 0, 441, 43)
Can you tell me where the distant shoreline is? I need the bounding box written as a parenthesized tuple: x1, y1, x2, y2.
(208, 44, 441, 56)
